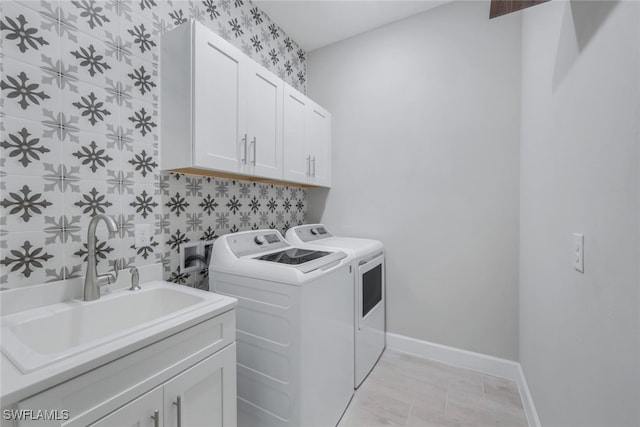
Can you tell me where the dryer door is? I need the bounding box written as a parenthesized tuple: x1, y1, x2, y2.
(355, 253, 386, 387)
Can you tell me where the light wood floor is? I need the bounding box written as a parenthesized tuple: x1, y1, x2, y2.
(339, 349, 528, 427)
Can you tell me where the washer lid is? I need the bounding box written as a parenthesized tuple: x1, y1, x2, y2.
(252, 249, 347, 273)
(255, 248, 332, 265)
(286, 225, 384, 259)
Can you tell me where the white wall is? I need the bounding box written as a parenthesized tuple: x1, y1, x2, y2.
(519, 1, 640, 426)
(307, 1, 521, 360)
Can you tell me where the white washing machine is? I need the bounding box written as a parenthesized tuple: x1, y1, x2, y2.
(209, 230, 354, 427)
(286, 224, 385, 388)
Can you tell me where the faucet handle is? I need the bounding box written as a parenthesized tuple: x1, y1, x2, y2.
(109, 258, 124, 284)
(95, 258, 123, 288)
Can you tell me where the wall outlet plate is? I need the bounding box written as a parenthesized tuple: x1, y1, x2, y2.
(134, 224, 152, 248)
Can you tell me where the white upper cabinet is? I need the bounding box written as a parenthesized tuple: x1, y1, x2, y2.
(283, 87, 309, 184)
(162, 20, 328, 187)
(245, 63, 283, 179)
(162, 21, 282, 180)
(283, 85, 331, 187)
(306, 103, 331, 187)
(192, 26, 246, 172)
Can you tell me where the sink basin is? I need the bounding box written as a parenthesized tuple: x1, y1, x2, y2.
(1, 281, 231, 373)
(12, 288, 203, 355)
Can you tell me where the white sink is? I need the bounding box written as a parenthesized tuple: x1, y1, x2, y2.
(1, 281, 231, 374)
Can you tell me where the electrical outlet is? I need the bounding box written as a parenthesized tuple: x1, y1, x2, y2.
(573, 233, 584, 273)
(134, 224, 152, 248)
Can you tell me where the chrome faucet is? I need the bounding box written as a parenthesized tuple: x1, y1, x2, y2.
(83, 214, 119, 301)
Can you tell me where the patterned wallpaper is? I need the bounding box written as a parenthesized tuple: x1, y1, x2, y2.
(0, 0, 308, 289)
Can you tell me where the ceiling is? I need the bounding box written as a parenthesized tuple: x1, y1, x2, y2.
(254, 0, 453, 52)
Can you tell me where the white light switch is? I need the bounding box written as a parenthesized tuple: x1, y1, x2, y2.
(573, 233, 584, 273)
(135, 224, 152, 248)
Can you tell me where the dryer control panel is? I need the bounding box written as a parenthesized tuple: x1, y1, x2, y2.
(292, 224, 333, 243)
(226, 230, 289, 257)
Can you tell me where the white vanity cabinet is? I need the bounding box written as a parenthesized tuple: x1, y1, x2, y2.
(283, 85, 331, 187)
(89, 346, 236, 427)
(162, 344, 236, 427)
(11, 310, 236, 427)
(89, 387, 162, 427)
(161, 20, 282, 181)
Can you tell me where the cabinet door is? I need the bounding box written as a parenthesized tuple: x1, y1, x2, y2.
(193, 24, 247, 172)
(246, 63, 283, 180)
(283, 86, 310, 183)
(163, 344, 237, 427)
(89, 387, 163, 427)
(307, 103, 331, 187)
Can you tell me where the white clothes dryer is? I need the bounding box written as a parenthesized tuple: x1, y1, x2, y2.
(286, 224, 385, 388)
(209, 229, 354, 427)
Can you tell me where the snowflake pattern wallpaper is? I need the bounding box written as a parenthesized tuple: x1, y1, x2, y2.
(0, 0, 308, 288)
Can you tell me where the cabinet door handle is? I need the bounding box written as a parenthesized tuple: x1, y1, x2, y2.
(312, 156, 316, 177)
(150, 410, 160, 427)
(173, 395, 182, 427)
(306, 155, 311, 176)
(241, 134, 247, 164)
(251, 136, 257, 165)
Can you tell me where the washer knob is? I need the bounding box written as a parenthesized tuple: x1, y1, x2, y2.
(254, 235, 266, 245)
(310, 227, 319, 235)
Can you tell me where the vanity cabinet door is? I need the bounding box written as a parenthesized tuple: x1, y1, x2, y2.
(89, 387, 163, 427)
(163, 343, 236, 427)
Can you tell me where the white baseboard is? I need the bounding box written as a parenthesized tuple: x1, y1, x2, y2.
(386, 332, 541, 427)
(515, 363, 542, 427)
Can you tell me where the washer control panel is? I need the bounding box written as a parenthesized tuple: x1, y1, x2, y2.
(227, 230, 289, 257)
